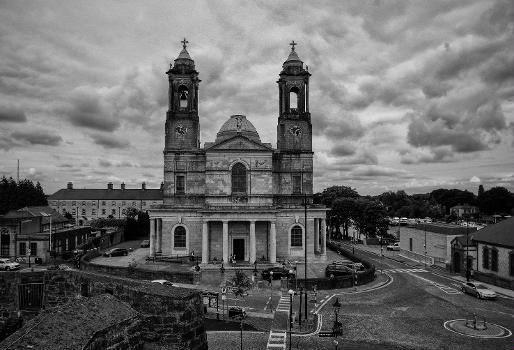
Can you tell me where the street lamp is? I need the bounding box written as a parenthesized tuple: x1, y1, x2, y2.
(287, 269, 294, 290)
(332, 297, 342, 337)
(303, 193, 308, 321)
(423, 223, 427, 269)
(298, 286, 303, 328)
(269, 270, 274, 312)
(465, 215, 470, 282)
(288, 289, 294, 350)
(237, 307, 246, 350)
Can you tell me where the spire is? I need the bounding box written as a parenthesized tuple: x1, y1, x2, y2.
(177, 37, 192, 60)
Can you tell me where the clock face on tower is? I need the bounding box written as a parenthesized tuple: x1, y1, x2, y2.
(175, 124, 188, 135)
(289, 125, 302, 137)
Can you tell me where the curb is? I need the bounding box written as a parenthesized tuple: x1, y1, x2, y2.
(347, 243, 514, 300)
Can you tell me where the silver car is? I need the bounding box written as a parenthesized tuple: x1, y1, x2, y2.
(461, 282, 497, 299)
(0, 258, 21, 271)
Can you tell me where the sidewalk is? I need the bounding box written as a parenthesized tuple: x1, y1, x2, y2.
(337, 240, 514, 299)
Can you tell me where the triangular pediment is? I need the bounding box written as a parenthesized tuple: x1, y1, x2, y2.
(205, 135, 273, 152)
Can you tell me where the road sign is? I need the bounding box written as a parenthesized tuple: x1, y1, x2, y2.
(318, 331, 335, 337)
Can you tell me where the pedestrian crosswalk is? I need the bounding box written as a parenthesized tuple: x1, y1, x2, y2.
(276, 295, 291, 313)
(266, 331, 286, 349)
(384, 268, 428, 273)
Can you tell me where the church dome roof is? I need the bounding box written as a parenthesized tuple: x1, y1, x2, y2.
(215, 115, 261, 143)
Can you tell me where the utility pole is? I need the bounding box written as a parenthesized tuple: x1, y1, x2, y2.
(465, 215, 470, 282)
(17, 159, 19, 183)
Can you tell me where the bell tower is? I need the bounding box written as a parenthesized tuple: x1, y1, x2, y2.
(277, 41, 312, 152)
(165, 38, 201, 150)
(274, 42, 314, 204)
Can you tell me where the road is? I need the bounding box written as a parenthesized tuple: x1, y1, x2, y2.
(208, 245, 513, 350)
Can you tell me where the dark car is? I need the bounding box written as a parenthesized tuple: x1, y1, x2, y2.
(261, 267, 295, 280)
(103, 248, 129, 257)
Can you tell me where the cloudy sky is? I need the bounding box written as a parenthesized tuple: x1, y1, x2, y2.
(0, 0, 512, 196)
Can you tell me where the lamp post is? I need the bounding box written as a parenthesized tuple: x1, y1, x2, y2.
(465, 215, 470, 282)
(303, 193, 308, 321)
(288, 289, 294, 350)
(423, 223, 427, 269)
(332, 297, 342, 337)
(238, 308, 246, 350)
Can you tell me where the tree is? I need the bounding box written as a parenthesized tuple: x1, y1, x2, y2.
(330, 197, 357, 239)
(229, 271, 252, 305)
(315, 186, 359, 207)
(478, 185, 484, 197)
(351, 198, 389, 239)
(0, 177, 47, 214)
(478, 187, 514, 215)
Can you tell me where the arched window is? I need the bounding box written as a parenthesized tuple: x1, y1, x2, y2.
(178, 85, 188, 108)
(174, 226, 186, 248)
(231, 163, 247, 194)
(291, 225, 303, 247)
(289, 87, 299, 111)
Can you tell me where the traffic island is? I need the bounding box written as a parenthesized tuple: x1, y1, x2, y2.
(444, 319, 512, 338)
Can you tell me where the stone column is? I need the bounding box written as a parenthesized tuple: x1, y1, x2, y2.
(156, 219, 162, 253)
(202, 221, 209, 264)
(269, 222, 276, 264)
(320, 218, 327, 255)
(249, 220, 256, 264)
(149, 218, 156, 257)
(314, 218, 319, 254)
(222, 220, 229, 263)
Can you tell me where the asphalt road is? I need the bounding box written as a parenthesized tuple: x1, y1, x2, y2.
(209, 247, 513, 350)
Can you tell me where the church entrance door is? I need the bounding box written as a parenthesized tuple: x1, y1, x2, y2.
(233, 239, 245, 261)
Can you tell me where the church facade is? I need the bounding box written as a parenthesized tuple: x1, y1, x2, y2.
(148, 41, 327, 264)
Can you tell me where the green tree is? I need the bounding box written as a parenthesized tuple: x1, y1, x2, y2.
(229, 271, 252, 305)
(330, 197, 357, 239)
(352, 198, 389, 239)
(478, 187, 514, 215)
(0, 177, 47, 214)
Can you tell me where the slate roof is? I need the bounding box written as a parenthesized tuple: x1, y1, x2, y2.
(2, 206, 68, 224)
(472, 217, 514, 248)
(49, 188, 163, 201)
(0, 294, 139, 350)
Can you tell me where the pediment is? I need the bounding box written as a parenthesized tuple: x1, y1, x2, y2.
(205, 135, 273, 152)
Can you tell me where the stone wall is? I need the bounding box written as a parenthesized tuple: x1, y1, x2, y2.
(0, 270, 208, 349)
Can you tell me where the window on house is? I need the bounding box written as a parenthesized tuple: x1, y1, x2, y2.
(231, 163, 247, 194)
(291, 226, 303, 247)
(19, 242, 26, 256)
(112, 209, 116, 215)
(142, 201, 146, 206)
(81, 208, 86, 216)
(102, 209, 106, 215)
(91, 209, 96, 216)
(174, 226, 186, 248)
(482, 247, 489, 269)
(491, 248, 498, 272)
(102, 201, 106, 206)
(91, 201, 96, 206)
(292, 174, 302, 194)
(72, 201, 76, 205)
(30, 242, 37, 256)
(112, 201, 116, 206)
(176, 175, 185, 195)
(122, 201, 126, 206)
(509, 252, 514, 276)
(82, 201, 86, 206)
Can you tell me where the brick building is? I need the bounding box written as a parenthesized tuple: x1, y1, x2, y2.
(48, 182, 163, 224)
(149, 41, 327, 264)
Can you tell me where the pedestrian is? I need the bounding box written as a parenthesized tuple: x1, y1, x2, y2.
(190, 250, 195, 262)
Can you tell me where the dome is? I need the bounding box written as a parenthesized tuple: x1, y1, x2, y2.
(215, 115, 261, 143)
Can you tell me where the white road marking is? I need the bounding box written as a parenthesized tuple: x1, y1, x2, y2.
(406, 271, 461, 295)
(264, 296, 272, 311)
(267, 331, 286, 349)
(384, 268, 428, 273)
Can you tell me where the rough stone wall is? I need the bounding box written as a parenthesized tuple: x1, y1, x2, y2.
(209, 222, 223, 261)
(0, 271, 208, 350)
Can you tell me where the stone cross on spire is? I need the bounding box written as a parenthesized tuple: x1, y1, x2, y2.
(181, 37, 189, 49)
(289, 40, 297, 51)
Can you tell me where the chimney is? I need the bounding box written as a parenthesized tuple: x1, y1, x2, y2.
(107, 182, 113, 190)
(67, 182, 73, 190)
(142, 182, 146, 190)
(121, 182, 126, 190)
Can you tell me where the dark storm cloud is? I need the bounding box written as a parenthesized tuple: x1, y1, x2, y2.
(472, 0, 514, 38)
(98, 159, 112, 167)
(330, 142, 356, 157)
(0, 106, 27, 123)
(66, 88, 120, 131)
(90, 133, 130, 149)
(11, 130, 62, 146)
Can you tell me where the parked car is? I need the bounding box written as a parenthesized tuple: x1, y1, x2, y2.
(386, 242, 401, 251)
(228, 306, 246, 319)
(140, 239, 150, 248)
(261, 267, 295, 280)
(151, 279, 173, 286)
(0, 258, 21, 271)
(103, 248, 129, 257)
(325, 261, 353, 277)
(461, 282, 497, 299)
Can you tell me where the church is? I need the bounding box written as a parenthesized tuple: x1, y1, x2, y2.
(148, 40, 327, 265)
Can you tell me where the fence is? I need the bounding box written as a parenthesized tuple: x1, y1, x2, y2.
(80, 250, 195, 284)
(295, 241, 376, 290)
